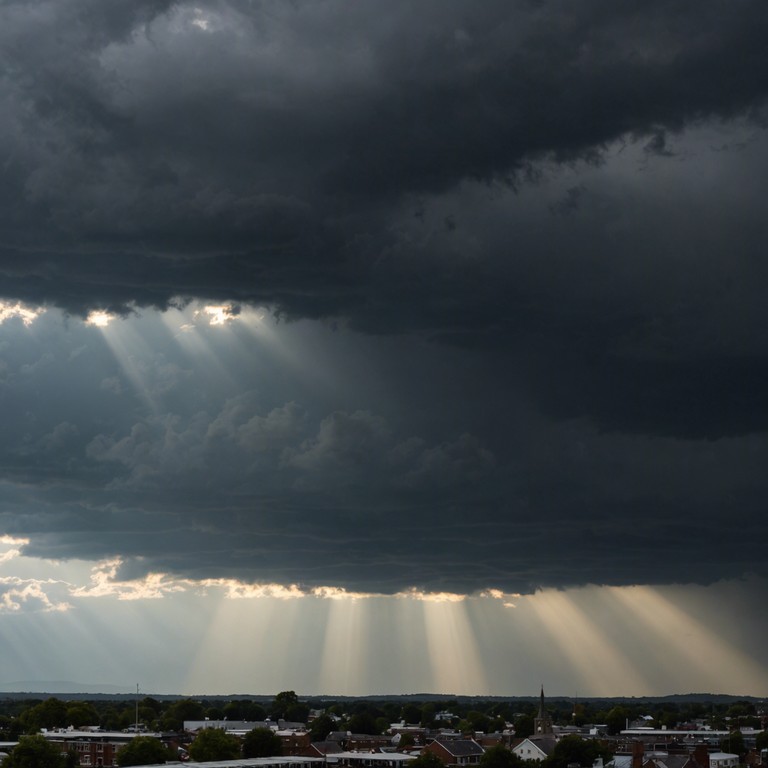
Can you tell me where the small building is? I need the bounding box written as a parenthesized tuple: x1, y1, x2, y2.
(424, 739, 485, 767)
(41, 729, 158, 767)
(277, 731, 312, 756)
(708, 753, 739, 768)
(512, 737, 555, 762)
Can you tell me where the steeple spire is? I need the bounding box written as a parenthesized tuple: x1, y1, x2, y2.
(534, 685, 553, 735)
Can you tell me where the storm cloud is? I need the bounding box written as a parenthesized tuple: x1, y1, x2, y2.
(1, 0, 767, 595)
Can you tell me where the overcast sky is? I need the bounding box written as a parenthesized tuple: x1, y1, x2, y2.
(0, 0, 767, 697)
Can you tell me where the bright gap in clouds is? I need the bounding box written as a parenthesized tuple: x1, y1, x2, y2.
(0, 301, 257, 331)
(1, 536, 766, 695)
(0, 301, 43, 326)
(85, 310, 115, 328)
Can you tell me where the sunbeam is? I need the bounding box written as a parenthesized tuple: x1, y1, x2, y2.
(525, 587, 651, 696)
(422, 597, 489, 695)
(608, 584, 768, 694)
(90, 315, 169, 413)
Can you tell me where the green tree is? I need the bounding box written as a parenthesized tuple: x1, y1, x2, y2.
(544, 735, 609, 768)
(605, 707, 628, 736)
(348, 711, 379, 735)
(271, 691, 299, 719)
(398, 733, 416, 749)
(421, 703, 437, 727)
(244, 701, 268, 721)
(309, 713, 335, 742)
(481, 745, 525, 768)
(466, 711, 491, 733)
(408, 752, 445, 768)
(4, 734, 68, 768)
(116, 736, 171, 767)
(139, 697, 162, 717)
(514, 714, 535, 739)
(65, 702, 100, 729)
(188, 728, 241, 762)
(242, 727, 283, 758)
(402, 704, 422, 725)
(720, 730, 745, 757)
(161, 699, 205, 731)
(19, 699, 67, 732)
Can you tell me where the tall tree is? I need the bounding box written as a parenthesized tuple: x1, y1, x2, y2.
(188, 728, 241, 762)
(116, 736, 171, 767)
(161, 699, 205, 732)
(408, 752, 445, 768)
(605, 707, 628, 735)
(720, 730, 745, 757)
(65, 702, 99, 729)
(544, 735, 610, 768)
(242, 727, 283, 758)
(271, 691, 299, 719)
(3, 734, 68, 768)
(19, 699, 67, 732)
(309, 714, 335, 742)
(514, 714, 535, 739)
(480, 745, 525, 768)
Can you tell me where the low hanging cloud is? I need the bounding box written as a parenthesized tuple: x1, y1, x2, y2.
(0, 307, 763, 595)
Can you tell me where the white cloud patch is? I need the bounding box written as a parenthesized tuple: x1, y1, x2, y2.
(0, 302, 44, 326)
(72, 558, 189, 601)
(0, 577, 71, 613)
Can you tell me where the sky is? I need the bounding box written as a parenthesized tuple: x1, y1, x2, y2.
(0, 0, 767, 698)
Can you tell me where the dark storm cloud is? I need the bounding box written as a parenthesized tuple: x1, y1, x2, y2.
(0, 0, 766, 439)
(2, 1, 768, 299)
(0, 311, 766, 594)
(2, 1, 768, 594)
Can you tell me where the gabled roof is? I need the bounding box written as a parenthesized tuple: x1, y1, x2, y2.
(433, 740, 485, 757)
(644, 755, 704, 768)
(512, 738, 555, 757)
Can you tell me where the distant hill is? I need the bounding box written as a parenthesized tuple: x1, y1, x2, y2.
(0, 687, 762, 704)
(0, 681, 134, 695)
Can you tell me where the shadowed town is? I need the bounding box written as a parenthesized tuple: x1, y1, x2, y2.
(0, 690, 765, 768)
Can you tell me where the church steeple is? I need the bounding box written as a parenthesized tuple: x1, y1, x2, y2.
(534, 686, 553, 735)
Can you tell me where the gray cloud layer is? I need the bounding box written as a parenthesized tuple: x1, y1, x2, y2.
(1, 1, 767, 593)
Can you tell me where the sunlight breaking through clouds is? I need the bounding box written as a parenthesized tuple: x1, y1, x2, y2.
(72, 559, 188, 601)
(0, 535, 27, 564)
(423, 598, 489, 694)
(68, 560, 478, 604)
(0, 301, 43, 326)
(196, 304, 239, 326)
(1, 534, 767, 694)
(85, 310, 115, 328)
(0, 577, 72, 613)
(525, 587, 650, 696)
(608, 584, 768, 694)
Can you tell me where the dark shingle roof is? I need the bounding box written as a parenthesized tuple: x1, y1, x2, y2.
(434, 740, 484, 757)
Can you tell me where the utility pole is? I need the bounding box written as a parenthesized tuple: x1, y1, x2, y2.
(135, 684, 139, 733)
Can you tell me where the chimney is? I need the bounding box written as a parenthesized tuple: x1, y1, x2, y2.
(693, 745, 710, 768)
(632, 741, 645, 768)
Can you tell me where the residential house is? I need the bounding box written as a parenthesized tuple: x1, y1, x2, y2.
(424, 739, 485, 767)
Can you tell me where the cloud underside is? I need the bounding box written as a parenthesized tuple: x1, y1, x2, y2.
(1, 311, 765, 595)
(1, 1, 767, 594)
